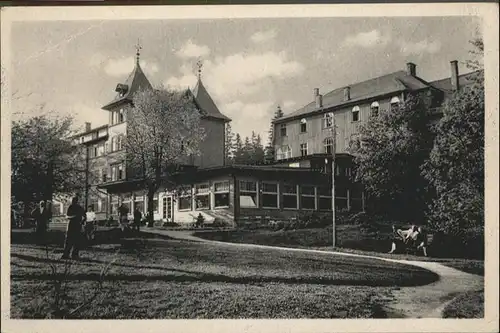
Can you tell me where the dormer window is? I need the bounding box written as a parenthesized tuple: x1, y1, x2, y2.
(390, 96, 400, 111)
(352, 106, 360, 122)
(115, 83, 129, 96)
(300, 119, 307, 133)
(370, 101, 380, 117)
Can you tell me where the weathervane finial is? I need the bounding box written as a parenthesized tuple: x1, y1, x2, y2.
(196, 59, 203, 79)
(135, 39, 142, 64)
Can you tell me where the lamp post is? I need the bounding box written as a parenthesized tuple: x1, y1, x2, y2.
(326, 112, 337, 248)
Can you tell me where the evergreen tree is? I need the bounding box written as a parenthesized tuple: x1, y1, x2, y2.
(254, 134, 265, 164)
(234, 133, 243, 164)
(224, 123, 235, 165)
(242, 136, 252, 164)
(264, 105, 284, 163)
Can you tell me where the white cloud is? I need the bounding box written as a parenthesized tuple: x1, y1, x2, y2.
(342, 30, 391, 48)
(175, 40, 210, 59)
(101, 57, 159, 78)
(222, 100, 274, 140)
(399, 39, 441, 55)
(165, 51, 304, 103)
(250, 29, 277, 43)
(283, 100, 296, 109)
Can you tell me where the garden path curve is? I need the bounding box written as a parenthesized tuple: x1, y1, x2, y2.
(142, 229, 484, 318)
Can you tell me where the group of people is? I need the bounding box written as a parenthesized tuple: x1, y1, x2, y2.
(389, 224, 428, 257)
(29, 196, 144, 260)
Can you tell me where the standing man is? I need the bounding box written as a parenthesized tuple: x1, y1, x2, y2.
(85, 205, 97, 241)
(133, 206, 142, 233)
(31, 200, 51, 244)
(118, 203, 129, 232)
(62, 196, 85, 260)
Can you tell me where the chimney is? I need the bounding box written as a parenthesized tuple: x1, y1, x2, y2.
(314, 88, 323, 108)
(406, 62, 416, 76)
(450, 60, 459, 91)
(85, 122, 91, 132)
(344, 87, 350, 101)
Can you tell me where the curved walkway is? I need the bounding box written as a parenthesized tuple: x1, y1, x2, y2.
(142, 229, 484, 318)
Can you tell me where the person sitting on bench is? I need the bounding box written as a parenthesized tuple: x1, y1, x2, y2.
(389, 225, 418, 254)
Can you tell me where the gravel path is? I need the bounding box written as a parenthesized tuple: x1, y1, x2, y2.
(142, 228, 484, 318)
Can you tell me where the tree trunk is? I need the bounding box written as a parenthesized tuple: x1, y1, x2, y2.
(147, 187, 155, 227)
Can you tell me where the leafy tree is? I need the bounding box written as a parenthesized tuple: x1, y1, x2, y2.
(125, 87, 205, 226)
(421, 38, 484, 235)
(224, 123, 235, 165)
(265, 105, 284, 163)
(348, 94, 435, 223)
(11, 115, 89, 211)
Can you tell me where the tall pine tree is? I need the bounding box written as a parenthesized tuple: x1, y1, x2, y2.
(264, 105, 284, 163)
(234, 133, 243, 164)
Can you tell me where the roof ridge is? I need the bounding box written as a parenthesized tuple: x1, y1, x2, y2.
(323, 70, 406, 97)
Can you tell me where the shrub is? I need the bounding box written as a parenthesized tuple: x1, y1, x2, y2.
(162, 222, 180, 228)
(195, 213, 205, 228)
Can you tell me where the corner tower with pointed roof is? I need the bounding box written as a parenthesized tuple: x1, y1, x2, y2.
(187, 75, 231, 167)
(100, 49, 231, 171)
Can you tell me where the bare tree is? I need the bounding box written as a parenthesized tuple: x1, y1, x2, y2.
(125, 87, 205, 226)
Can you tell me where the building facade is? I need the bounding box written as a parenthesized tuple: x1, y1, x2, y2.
(272, 60, 479, 212)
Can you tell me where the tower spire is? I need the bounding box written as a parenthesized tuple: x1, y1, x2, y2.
(196, 59, 203, 80)
(135, 39, 142, 64)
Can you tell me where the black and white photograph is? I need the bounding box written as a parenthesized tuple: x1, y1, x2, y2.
(1, 4, 498, 333)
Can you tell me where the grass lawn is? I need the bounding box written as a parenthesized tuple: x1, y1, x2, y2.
(443, 290, 484, 318)
(194, 226, 484, 276)
(10, 230, 438, 319)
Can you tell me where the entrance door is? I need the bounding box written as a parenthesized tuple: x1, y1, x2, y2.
(162, 196, 173, 221)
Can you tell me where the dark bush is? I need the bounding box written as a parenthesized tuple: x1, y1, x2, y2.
(162, 222, 180, 228)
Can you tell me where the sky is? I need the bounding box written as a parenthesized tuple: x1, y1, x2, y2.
(9, 16, 481, 141)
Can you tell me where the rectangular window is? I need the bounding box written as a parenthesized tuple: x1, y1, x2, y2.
(179, 187, 192, 211)
(118, 164, 124, 180)
(352, 109, 360, 122)
(92, 132, 98, 140)
(300, 143, 308, 157)
(318, 186, 332, 211)
(280, 124, 287, 137)
(323, 113, 333, 128)
(99, 198, 108, 213)
(214, 181, 230, 208)
(97, 143, 105, 156)
(261, 182, 278, 208)
(152, 194, 159, 213)
(371, 106, 379, 117)
(282, 184, 298, 209)
(88, 146, 95, 158)
(301, 185, 316, 210)
(239, 180, 257, 208)
(195, 184, 210, 210)
(324, 138, 333, 154)
(102, 168, 108, 183)
(336, 186, 348, 211)
(300, 122, 307, 133)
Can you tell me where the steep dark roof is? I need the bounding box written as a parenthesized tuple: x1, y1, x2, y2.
(102, 61, 153, 110)
(277, 71, 432, 123)
(190, 79, 231, 122)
